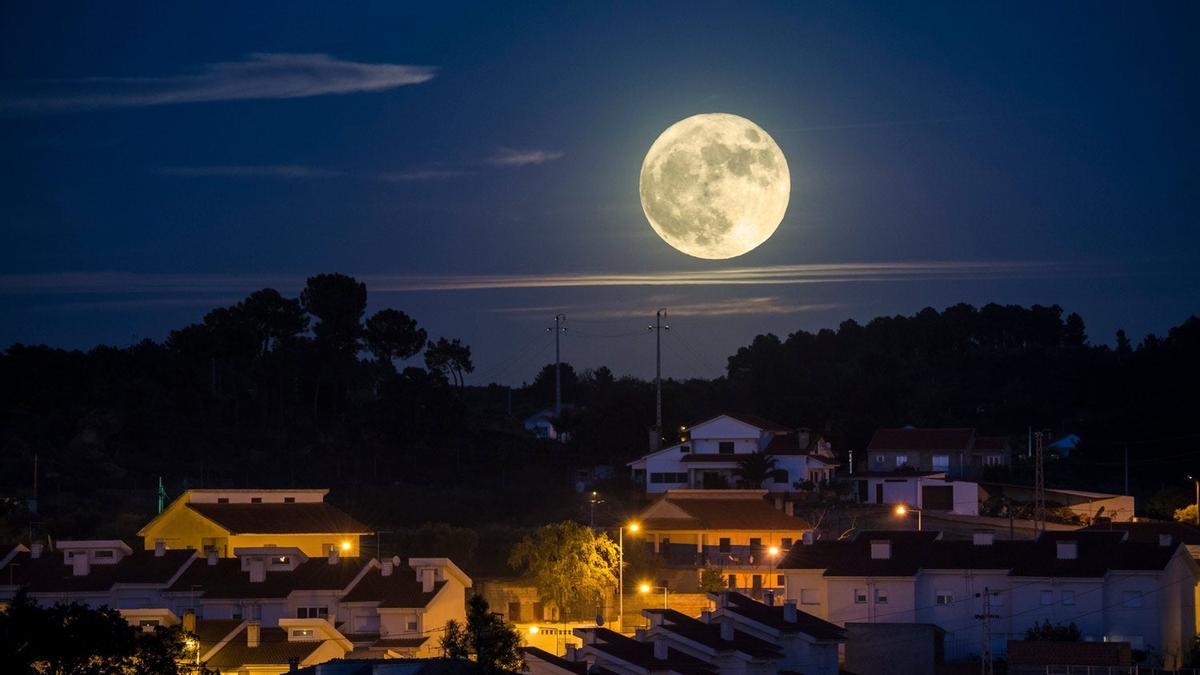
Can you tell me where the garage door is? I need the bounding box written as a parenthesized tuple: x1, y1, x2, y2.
(922, 485, 954, 511)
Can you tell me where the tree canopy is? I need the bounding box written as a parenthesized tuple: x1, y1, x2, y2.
(441, 595, 523, 673)
(508, 521, 619, 619)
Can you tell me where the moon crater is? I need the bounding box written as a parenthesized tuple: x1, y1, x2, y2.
(639, 113, 790, 259)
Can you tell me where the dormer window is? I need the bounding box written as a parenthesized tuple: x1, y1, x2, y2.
(284, 497, 296, 503)
(95, 550, 114, 559)
(1056, 541, 1078, 560)
(217, 498, 230, 504)
(273, 556, 290, 565)
(251, 497, 263, 504)
(291, 629, 315, 639)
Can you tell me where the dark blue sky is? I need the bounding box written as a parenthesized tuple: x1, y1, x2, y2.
(2, 2, 1197, 384)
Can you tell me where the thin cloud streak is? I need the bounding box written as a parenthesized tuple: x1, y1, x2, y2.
(487, 148, 565, 167)
(156, 165, 340, 178)
(494, 297, 843, 319)
(0, 261, 1112, 296)
(1, 53, 435, 114)
(378, 169, 473, 182)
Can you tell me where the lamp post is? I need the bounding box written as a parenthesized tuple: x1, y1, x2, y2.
(619, 522, 639, 633)
(895, 504, 922, 531)
(1188, 476, 1199, 526)
(639, 583, 669, 609)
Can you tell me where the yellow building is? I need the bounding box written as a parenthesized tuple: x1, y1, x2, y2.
(139, 489, 370, 558)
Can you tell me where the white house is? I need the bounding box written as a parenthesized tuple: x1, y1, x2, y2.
(778, 530, 1199, 669)
(849, 471, 980, 516)
(628, 414, 838, 494)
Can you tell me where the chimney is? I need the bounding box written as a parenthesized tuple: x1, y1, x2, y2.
(652, 639, 668, 660)
(247, 621, 260, 648)
(154, 540, 166, 557)
(719, 620, 734, 641)
(421, 567, 435, 593)
(71, 552, 90, 576)
(565, 645, 578, 661)
(328, 548, 340, 565)
(972, 531, 995, 546)
(763, 590, 775, 606)
(635, 628, 648, 641)
(381, 560, 394, 577)
(183, 611, 197, 633)
(783, 600, 798, 623)
(207, 549, 219, 566)
(798, 428, 811, 449)
(700, 609, 713, 624)
(31, 543, 43, 559)
(249, 559, 266, 583)
(870, 540, 892, 560)
(580, 630, 597, 646)
(1056, 541, 1078, 560)
(785, 501, 795, 517)
(288, 657, 299, 672)
(1159, 533, 1174, 547)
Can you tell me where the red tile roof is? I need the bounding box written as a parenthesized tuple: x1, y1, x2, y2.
(168, 557, 369, 599)
(582, 627, 716, 674)
(5, 549, 195, 594)
(642, 494, 812, 531)
(868, 428, 976, 452)
(720, 592, 845, 641)
(522, 647, 589, 674)
(340, 567, 445, 608)
(643, 608, 782, 658)
(187, 502, 369, 534)
(204, 625, 323, 669)
(723, 413, 792, 432)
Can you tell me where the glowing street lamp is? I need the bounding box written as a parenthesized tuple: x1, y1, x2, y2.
(639, 582, 669, 609)
(340, 540, 351, 552)
(895, 504, 922, 531)
(618, 522, 640, 632)
(528, 625, 539, 635)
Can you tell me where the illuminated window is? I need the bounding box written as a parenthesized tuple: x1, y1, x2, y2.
(932, 455, 949, 471)
(875, 455, 885, 464)
(895, 455, 908, 467)
(291, 629, 315, 638)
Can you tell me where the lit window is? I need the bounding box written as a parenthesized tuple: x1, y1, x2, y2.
(875, 455, 885, 464)
(985, 455, 1003, 466)
(935, 591, 952, 605)
(895, 455, 908, 467)
(292, 629, 315, 638)
(854, 589, 867, 604)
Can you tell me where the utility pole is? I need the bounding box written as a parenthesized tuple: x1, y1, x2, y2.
(648, 309, 669, 450)
(975, 587, 998, 675)
(548, 314, 566, 415)
(1123, 446, 1129, 495)
(1034, 431, 1046, 534)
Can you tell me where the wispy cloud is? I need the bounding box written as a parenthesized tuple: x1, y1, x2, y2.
(1, 53, 435, 114)
(493, 297, 843, 319)
(156, 165, 340, 179)
(487, 148, 565, 167)
(0, 261, 1111, 297)
(378, 169, 473, 182)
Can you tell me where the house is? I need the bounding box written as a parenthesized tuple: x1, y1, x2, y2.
(865, 427, 1011, 478)
(545, 592, 843, 675)
(524, 408, 571, 442)
(848, 471, 980, 515)
(777, 529, 1199, 668)
(634, 490, 811, 595)
(139, 489, 371, 558)
(189, 614, 354, 674)
(982, 482, 1135, 523)
(628, 414, 838, 494)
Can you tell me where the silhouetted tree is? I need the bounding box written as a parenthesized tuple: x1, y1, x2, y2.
(364, 309, 426, 370)
(1064, 312, 1088, 347)
(1024, 619, 1081, 641)
(425, 337, 474, 389)
(441, 595, 523, 673)
(733, 451, 780, 488)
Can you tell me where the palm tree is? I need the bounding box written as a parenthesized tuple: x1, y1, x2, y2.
(733, 451, 779, 488)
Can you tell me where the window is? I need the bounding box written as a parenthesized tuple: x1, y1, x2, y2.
(407, 619, 418, 631)
(139, 620, 159, 632)
(273, 556, 290, 565)
(875, 589, 888, 604)
(854, 588, 867, 604)
(291, 629, 315, 638)
(1121, 591, 1143, 608)
(800, 589, 819, 605)
(719, 441, 735, 454)
(719, 538, 731, 553)
(1062, 590, 1075, 606)
(284, 497, 296, 503)
(985, 455, 1003, 466)
(935, 590, 953, 606)
(95, 550, 114, 558)
(508, 602, 522, 622)
(1040, 590, 1054, 606)
(217, 498, 230, 504)
(781, 537, 793, 549)
(749, 538, 762, 548)
(250, 497, 262, 504)
(632, 469, 646, 483)
(776, 575, 785, 587)
(297, 607, 329, 619)
(875, 454, 885, 464)
(680, 445, 690, 453)
(533, 602, 545, 621)
(649, 472, 687, 484)
(932, 455, 950, 471)
(895, 455, 909, 467)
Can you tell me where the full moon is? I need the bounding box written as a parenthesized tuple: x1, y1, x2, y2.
(639, 113, 790, 259)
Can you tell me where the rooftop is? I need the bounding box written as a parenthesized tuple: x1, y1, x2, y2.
(718, 592, 845, 641)
(340, 566, 446, 608)
(186, 502, 370, 535)
(168, 556, 369, 599)
(644, 608, 782, 658)
(639, 490, 811, 531)
(1, 548, 195, 594)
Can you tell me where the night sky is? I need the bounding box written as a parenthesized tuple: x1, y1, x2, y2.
(3, 2, 1197, 384)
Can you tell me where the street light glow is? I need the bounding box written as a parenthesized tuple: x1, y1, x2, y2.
(638, 582, 651, 594)
(340, 541, 351, 552)
(768, 546, 780, 556)
(628, 522, 640, 533)
(895, 504, 907, 516)
(528, 625, 539, 634)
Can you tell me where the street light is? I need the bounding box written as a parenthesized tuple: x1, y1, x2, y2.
(639, 582, 669, 609)
(618, 522, 640, 633)
(895, 504, 922, 531)
(1188, 476, 1199, 526)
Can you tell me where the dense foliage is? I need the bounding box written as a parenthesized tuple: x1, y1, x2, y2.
(0, 592, 196, 675)
(508, 521, 620, 619)
(441, 595, 524, 673)
(1, 282, 1198, 542)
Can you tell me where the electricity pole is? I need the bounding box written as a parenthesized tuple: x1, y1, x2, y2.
(1034, 431, 1046, 534)
(548, 314, 566, 415)
(648, 309, 668, 450)
(975, 587, 998, 675)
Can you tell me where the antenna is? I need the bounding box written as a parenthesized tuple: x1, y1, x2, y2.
(547, 314, 567, 415)
(648, 308, 669, 450)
